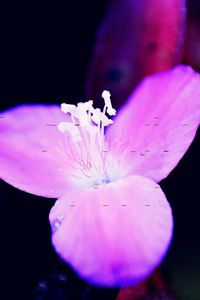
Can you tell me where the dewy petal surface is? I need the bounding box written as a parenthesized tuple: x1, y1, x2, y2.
(106, 65, 200, 182)
(0, 105, 76, 198)
(49, 175, 173, 287)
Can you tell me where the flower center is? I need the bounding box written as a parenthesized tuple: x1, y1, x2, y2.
(58, 91, 118, 188)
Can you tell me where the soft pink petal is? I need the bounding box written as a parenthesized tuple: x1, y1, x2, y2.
(49, 175, 173, 287)
(106, 65, 200, 182)
(0, 105, 76, 198)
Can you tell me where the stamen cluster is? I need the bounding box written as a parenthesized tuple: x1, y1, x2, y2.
(58, 91, 117, 188)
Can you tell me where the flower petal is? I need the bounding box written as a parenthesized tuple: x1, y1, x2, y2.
(0, 104, 76, 198)
(49, 175, 173, 287)
(106, 65, 200, 182)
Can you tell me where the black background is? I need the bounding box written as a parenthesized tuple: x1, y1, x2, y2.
(0, 1, 200, 299)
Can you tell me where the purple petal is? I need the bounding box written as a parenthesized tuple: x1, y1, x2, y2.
(0, 104, 76, 198)
(106, 65, 200, 182)
(49, 175, 173, 287)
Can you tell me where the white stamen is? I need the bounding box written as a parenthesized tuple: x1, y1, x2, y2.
(58, 91, 118, 188)
(80, 100, 94, 111)
(61, 103, 76, 114)
(58, 122, 68, 133)
(91, 108, 101, 125)
(102, 90, 116, 116)
(76, 103, 91, 126)
(58, 122, 81, 142)
(91, 108, 113, 126)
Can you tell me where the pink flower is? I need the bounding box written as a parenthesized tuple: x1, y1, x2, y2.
(0, 65, 199, 287)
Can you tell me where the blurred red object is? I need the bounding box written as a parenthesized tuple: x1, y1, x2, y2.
(116, 269, 171, 300)
(184, 0, 200, 71)
(85, 0, 186, 109)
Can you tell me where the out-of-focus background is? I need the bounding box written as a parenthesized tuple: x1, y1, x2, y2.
(0, 1, 199, 299)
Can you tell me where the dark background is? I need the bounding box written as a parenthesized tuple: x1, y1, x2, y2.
(0, 1, 200, 299)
